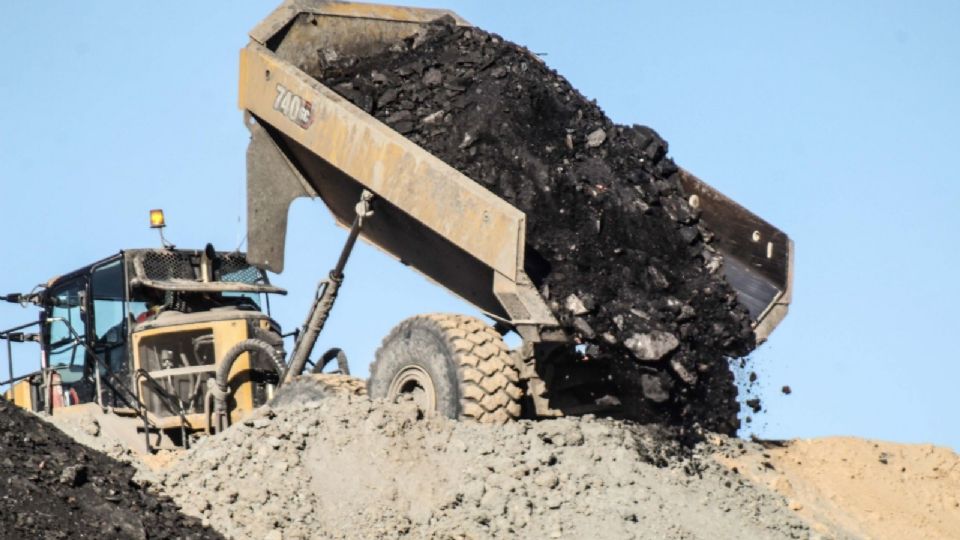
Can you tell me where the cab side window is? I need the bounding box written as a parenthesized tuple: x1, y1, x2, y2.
(90, 260, 130, 399)
(91, 261, 125, 344)
(47, 280, 87, 385)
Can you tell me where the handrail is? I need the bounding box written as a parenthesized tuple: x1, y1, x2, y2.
(46, 317, 172, 451)
(135, 369, 192, 450)
(1, 319, 42, 396)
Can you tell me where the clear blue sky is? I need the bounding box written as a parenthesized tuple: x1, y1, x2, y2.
(1, 1, 957, 450)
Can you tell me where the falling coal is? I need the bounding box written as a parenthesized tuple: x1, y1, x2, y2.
(315, 20, 754, 434)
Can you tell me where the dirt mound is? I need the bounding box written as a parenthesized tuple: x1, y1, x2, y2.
(717, 437, 960, 539)
(163, 392, 810, 539)
(316, 20, 753, 434)
(0, 398, 220, 540)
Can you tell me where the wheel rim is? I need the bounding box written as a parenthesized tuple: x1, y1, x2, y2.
(387, 365, 437, 412)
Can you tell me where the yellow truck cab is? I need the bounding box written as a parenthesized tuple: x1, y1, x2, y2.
(1, 248, 286, 451)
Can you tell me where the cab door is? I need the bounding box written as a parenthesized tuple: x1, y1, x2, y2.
(45, 277, 91, 406)
(89, 259, 131, 406)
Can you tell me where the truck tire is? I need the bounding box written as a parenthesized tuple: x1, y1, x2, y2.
(368, 314, 521, 424)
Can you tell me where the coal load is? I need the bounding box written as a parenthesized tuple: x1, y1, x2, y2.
(316, 20, 754, 433)
(0, 398, 221, 539)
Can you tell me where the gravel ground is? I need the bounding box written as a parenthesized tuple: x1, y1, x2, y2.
(163, 387, 811, 539)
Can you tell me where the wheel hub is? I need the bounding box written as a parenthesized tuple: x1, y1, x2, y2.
(387, 365, 436, 413)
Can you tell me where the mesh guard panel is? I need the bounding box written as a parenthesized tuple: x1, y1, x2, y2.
(139, 251, 199, 282)
(219, 254, 264, 284)
(127, 250, 284, 294)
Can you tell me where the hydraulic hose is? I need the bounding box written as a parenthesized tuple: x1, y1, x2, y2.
(312, 347, 350, 376)
(211, 338, 283, 432)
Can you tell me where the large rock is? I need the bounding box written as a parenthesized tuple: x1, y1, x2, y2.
(624, 331, 680, 361)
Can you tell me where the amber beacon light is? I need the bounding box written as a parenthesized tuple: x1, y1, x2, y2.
(149, 209, 166, 229)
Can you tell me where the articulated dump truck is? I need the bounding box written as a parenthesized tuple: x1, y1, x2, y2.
(1, 1, 792, 454)
(240, 1, 793, 423)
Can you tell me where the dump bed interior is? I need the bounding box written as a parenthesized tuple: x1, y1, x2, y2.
(240, 0, 792, 343)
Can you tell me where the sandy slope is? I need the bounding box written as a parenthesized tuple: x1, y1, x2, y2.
(717, 437, 960, 539)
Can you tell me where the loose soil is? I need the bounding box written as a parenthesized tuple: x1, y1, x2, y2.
(16, 382, 958, 540)
(0, 398, 220, 540)
(163, 390, 811, 540)
(315, 19, 754, 434)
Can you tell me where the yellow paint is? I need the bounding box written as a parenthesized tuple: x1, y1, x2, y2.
(238, 45, 524, 280)
(132, 317, 267, 427)
(4, 379, 33, 409)
(5, 316, 273, 434)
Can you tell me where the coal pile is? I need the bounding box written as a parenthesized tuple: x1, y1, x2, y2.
(0, 398, 221, 540)
(316, 20, 753, 433)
